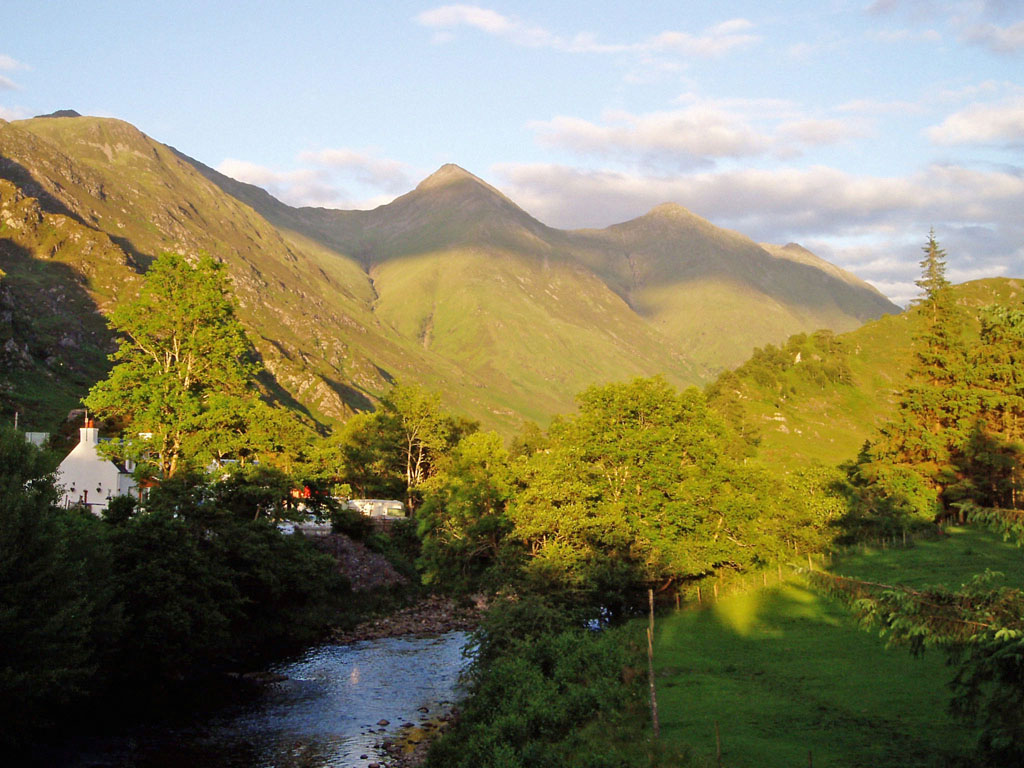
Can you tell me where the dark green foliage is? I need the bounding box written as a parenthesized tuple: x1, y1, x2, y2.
(837, 441, 942, 539)
(0, 427, 96, 745)
(949, 635, 1024, 765)
(417, 431, 516, 591)
(330, 505, 375, 540)
(845, 235, 1023, 530)
(0, 432, 349, 746)
(508, 377, 824, 600)
(209, 463, 296, 522)
(107, 510, 240, 682)
(210, 518, 349, 657)
(427, 598, 646, 768)
(316, 382, 474, 510)
(102, 494, 137, 525)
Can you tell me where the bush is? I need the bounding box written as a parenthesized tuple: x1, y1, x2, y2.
(330, 505, 374, 540)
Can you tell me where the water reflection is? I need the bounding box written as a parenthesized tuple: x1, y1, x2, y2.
(60, 631, 469, 768)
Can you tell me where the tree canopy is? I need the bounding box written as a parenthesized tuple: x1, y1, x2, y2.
(84, 253, 282, 477)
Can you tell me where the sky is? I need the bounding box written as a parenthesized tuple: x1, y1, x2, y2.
(2, 1, 1022, 304)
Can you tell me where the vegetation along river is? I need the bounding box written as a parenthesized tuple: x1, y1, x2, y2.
(56, 631, 470, 768)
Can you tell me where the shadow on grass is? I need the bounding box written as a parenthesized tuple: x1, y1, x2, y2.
(653, 579, 970, 768)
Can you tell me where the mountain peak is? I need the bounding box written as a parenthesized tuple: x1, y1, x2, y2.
(646, 202, 695, 219)
(34, 109, 82, 119)
(416, 163, 486, 192)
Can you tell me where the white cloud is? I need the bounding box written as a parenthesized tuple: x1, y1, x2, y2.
(963, 20, 1024, 53)
(867, 1, 1024, 53)
(0, 104, 30, 120)
(869, 27, 942, 43)
(645, 19, 758, 57)
(217, 149, 416, 210)
(531, 109, 770, 167)
(416, 5, 560, 48)
(0, 54, 27, 90)
(529, 101, 864, 168)
(297, 148, 413, 194)
(415, 5, 758, 57)
(0, 54, 27, 71)
(927, 97, 1024, 145)
(837, 98, 924, 115)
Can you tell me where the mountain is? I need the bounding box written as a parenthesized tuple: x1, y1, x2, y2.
(1, 113, 899, 432)
(194, 160, 896, 375)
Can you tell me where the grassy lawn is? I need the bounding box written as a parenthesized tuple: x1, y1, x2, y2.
(650, 528, 1022, 767)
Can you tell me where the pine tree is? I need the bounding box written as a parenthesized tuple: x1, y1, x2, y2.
(914, 228, 951, 316)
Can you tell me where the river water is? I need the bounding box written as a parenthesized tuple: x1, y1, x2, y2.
(56, 631, 470, 768)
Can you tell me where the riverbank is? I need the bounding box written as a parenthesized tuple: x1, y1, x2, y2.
(330, 593, 484, 644)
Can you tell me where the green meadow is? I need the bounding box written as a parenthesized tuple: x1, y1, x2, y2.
(651, 528, 1023, 767)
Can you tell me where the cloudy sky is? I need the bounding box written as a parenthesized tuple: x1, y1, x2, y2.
(3, 1, 1022, 303)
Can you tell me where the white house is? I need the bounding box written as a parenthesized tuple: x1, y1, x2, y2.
(56, 421, 137, 515)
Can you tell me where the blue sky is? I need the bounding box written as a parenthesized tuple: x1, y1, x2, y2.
(2, 1, 1022, 303)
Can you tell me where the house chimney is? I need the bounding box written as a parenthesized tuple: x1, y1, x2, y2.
(80, 420, 99, 445)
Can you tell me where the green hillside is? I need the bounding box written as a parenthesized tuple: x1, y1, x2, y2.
(2, 113, 898, 434)
(709, 277, 1024, 467)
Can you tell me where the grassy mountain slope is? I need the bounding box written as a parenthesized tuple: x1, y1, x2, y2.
(0, 117, 491, 429)
(563, 206, 898, 372)
(0, 176, 129, 427)
(200, 162, 898, 378)
(712, 277, 1024, 468)
(3, 113, 899, 434)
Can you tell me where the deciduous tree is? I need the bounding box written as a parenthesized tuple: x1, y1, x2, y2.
(85, 253, 263, 477)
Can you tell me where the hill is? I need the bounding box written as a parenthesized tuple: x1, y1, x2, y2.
(2, 113, 898, 432)
(709, 277, 1024, 467)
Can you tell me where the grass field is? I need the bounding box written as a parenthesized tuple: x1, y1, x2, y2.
(650, 527, 1023, 767)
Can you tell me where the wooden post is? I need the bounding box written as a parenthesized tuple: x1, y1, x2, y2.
(646, 589, 660, 739)
(778, 562, 783, 582)
(715, 720, 722, 767)
(807, 552, 813, 570)
(762, 571, 767, 587)
(713, 582, 719, 602)
(697, 585, 702, 605)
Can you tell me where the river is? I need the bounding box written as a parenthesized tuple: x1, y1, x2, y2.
(54, 631, 470, 768)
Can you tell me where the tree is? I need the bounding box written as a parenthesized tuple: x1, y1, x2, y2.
(914, 229, 951, 315)
(859, 233, 971, 519)
(384, 382, 470, 509)
(508, 377, 776, 600)
(85, 253, 262, 477)
(316, 382, 473, 509)
(417, 431, 516, 589)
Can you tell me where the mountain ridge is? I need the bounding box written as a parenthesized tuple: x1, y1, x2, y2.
(1, 113, 900, 432)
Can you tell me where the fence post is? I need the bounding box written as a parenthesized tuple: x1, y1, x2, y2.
(647, 589, 660, 738)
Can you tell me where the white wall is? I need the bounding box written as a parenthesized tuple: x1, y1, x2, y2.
(56, 426, 137, 515)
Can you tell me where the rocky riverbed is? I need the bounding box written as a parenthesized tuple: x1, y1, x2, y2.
(330, 593, 484, 644)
